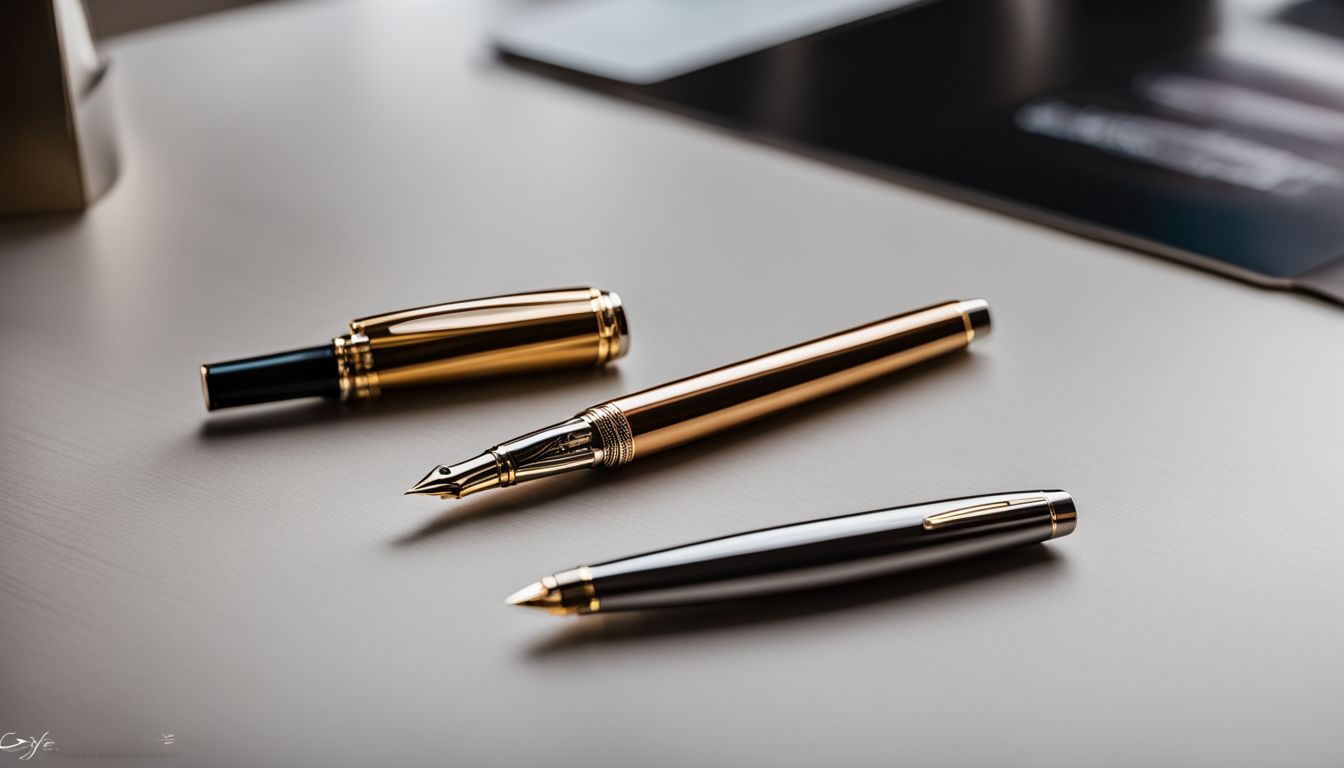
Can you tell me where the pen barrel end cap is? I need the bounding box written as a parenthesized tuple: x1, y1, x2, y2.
(597, 289, 631, 361)
(958, 299, 991, 342)
(1044, 490, 1077, 539)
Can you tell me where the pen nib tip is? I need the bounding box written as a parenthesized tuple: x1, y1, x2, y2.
(404, 465, 459, 498)
(505, 581, 566, 613)
(404, 452, 504, 499)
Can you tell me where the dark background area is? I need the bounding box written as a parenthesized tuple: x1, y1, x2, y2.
(87, 0, 268, 38)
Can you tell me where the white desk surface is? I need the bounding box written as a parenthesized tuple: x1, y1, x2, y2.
(3, 2, 1342, 766)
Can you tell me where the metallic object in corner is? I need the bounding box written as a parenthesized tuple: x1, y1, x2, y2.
(0, 0, 119, 215)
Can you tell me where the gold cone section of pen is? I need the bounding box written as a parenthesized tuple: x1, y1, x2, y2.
(404, 465, 459, 498)
(404, 452, 505, 499)
(505, 581, 579, 615)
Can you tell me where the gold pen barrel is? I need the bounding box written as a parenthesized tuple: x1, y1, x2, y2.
(593, 299, 988, 461)
(407, 298, 988, 499)
(335, 287, 628, 401)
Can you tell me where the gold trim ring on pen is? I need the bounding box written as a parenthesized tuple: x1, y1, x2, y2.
(334, 332, 378, 401)
(578, 565, 600, 614)
(960, 310, 975, 344)
(583, 403, 635, 468)
(591, 290, 628, 364)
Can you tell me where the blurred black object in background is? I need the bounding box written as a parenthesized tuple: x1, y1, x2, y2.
(1280, 0, 1344, 39)
(502, 0, 1344, 304)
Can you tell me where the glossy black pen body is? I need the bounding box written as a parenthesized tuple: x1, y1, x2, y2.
(507, 491, 1077, 615)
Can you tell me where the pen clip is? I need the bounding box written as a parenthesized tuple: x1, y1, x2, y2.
(922, 496, 1048, 531)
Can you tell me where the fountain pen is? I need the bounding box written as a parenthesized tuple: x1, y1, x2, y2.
(407, 298, 989, 499)
(508, 491, 1077, 614)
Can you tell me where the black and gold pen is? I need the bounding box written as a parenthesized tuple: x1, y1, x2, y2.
(406, 298, 990, 499)
(200, 287, 628, 410)
(508, 491, 1077, 614)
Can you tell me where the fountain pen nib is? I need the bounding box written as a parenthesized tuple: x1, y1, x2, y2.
(404, 452, 505, 499)
(404, 465, 459, 498)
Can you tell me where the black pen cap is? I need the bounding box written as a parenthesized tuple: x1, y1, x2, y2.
(200, 345, 340, 411)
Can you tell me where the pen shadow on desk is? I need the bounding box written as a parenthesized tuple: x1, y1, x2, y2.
(196, 367, 627, 438)
(526, 546, 1062, 658)
(393, 352, 984, 544)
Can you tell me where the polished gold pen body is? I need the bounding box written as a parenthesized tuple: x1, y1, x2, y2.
(406, 299, 990, 499)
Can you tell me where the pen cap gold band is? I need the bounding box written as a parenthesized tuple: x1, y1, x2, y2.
(335, 287, 629, 400)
